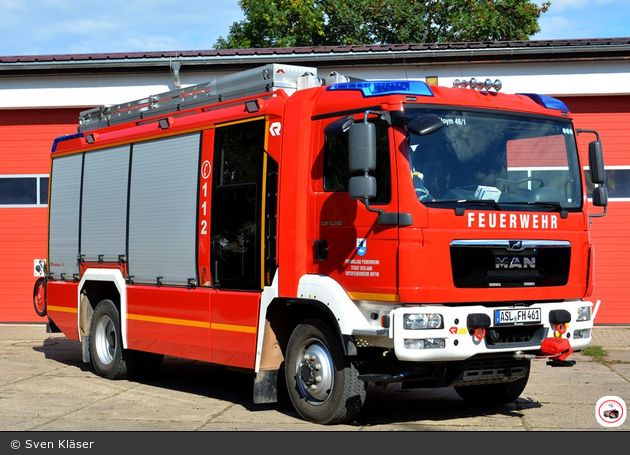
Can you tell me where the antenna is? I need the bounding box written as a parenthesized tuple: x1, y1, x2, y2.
(403, 56, 409, 80)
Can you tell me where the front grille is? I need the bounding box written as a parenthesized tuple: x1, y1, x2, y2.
(485, 325, 547, 349)
(487, 269, 539, 278)
(450, 239, 570, 288)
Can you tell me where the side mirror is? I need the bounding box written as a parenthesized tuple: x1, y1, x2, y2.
(578, 129, 607, 220)
(407, 114, 444, 136)
(588, 140, 605, 185)
(592, 185, 608, 208)
(349, 175, 377, 200)
(346, 113, 414, 227)
(349, 122, 376, 173)
(324, 115, 354, 136)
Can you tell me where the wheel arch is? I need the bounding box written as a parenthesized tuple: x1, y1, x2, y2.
(256, 274, 370, 373)
(78, 269, 127, 348)
(253, 294, 359, 405)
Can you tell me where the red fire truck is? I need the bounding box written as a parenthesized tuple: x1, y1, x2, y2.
(33, 63, 607, 424)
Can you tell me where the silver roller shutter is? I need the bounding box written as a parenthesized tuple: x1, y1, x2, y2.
(48, 153, 82, 280)
(128, 133, 200, 285)
(80, 145, 130, 263)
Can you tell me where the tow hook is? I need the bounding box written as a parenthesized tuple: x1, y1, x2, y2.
(554, 322, 567, 336)
(467, 313, 490, 341)
(474, 327, 486, 340)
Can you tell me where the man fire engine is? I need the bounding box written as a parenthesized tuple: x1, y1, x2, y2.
(33, 63, 607, 424)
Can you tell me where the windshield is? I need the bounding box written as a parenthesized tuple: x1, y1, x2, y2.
(407, 107, 583, 210)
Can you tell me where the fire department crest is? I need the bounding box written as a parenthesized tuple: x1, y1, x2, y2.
(356, 238, 367, 257)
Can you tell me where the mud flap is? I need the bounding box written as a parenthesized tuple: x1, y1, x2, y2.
(82, 335, 91, 363)
(253, 369, 278, 404)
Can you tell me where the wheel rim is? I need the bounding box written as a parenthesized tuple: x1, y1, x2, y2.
(295, 337, 334, 404)
(33, 279, 46, 316)
(94, 315, 117, 366)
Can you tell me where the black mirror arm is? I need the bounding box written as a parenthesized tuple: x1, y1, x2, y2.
(576, 129, 600, 141)
(361, 198, 383, 215)
(360, 199, 413, 227)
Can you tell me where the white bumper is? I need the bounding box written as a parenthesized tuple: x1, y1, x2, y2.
(390, 300, 595, 362)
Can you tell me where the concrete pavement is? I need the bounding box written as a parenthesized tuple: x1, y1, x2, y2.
(0, 323, 628, 432)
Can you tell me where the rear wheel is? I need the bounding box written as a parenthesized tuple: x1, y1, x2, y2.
(89, 300, 129, 379)
(89, 299, 164, 380)
(285, 319, 366, 425)
(33, 277, 47, 317)
(454, 361, 530, 405)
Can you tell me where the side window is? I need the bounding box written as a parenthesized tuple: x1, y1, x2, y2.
(0, 176, 49, 206)
(40, 177, 49, 205)
(211, 120, 265, 290)
(323, 119, 391, 204)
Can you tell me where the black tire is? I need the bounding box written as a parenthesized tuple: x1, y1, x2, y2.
(454, 362, 530, 406)
(284, 319, 366, 425)
(89, 300, 131, 380)
(89, 300, 164, 380)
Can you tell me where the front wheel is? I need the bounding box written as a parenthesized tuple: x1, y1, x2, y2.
(285, 319, 366, 425)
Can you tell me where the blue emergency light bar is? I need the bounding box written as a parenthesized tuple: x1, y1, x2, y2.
(518, 93, 570, 112)
(51, 133, 84, 153)
(327, 80, 434, 98)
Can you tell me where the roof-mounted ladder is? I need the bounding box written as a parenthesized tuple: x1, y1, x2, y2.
(78, 63, 351, 132)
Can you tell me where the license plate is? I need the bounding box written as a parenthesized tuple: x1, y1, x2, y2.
(494, 307, 541, 325)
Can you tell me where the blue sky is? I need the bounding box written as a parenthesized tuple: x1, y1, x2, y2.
(0, 0, 628, 57)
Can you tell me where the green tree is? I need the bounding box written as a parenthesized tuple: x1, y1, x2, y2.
(215, 0, 551, 48)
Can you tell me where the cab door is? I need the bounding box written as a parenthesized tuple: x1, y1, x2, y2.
(314, 117, 400, 302)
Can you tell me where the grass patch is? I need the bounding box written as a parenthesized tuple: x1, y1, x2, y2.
(580, 345, 609, 363)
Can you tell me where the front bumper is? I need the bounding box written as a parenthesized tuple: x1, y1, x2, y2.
(389, 299, 594, 362)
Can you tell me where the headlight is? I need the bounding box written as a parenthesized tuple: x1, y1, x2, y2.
(404, 338, 446, 349)
(403, 313, 443, 330)
(577, 306, 591, 322)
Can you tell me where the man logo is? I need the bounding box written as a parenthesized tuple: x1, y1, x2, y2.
(495, 257, 536, 269)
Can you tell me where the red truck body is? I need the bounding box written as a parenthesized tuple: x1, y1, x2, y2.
(33, 64, 607, 424)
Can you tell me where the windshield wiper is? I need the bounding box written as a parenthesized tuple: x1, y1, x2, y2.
(525, 200, 569, 218)
(454, 199, 502, 210)
(433, 199, 502, 215)
(525, 200, 563, 209)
